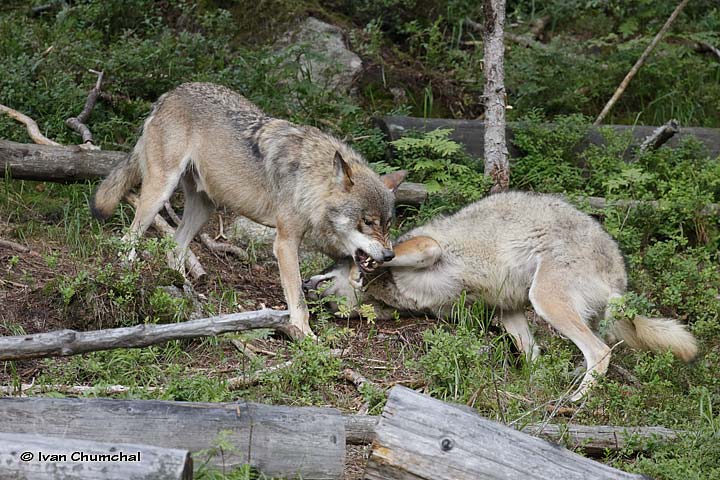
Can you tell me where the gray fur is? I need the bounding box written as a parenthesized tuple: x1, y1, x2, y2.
(91, 82, 405, 337)
(308, 191, 697, 400)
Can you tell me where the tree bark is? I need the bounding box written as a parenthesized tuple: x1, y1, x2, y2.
(482, 0, 510, 193)
(0, 139, 123, 182)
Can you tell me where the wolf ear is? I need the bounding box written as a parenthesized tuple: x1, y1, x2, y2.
(334, 151, 354, 190)
(381, 170, 407, 193)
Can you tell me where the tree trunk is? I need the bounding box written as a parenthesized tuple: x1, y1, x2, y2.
(482, 0, 510, 193)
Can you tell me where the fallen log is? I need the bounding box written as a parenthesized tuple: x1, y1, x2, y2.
(5, 137, 717, 213)
(364, 386, 646, 480)
(0, 308, 300, 361)
(377, 116, 720, 160)
(522, 423, 680, 456)
(0, 139, 123, 182)
(0, 397, 345, 479)
(0, 140, 423, 205)
(0, 432, 192, 480)
(0, 383, 163, 396)
(342, 414, 680, 455)
(344, 414, 379, 446)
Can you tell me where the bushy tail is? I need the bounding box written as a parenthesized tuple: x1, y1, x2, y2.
(90, 138, 143, 220)
(609, 316, 698, 362)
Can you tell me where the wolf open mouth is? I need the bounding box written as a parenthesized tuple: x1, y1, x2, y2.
(354, 249, 378, 273)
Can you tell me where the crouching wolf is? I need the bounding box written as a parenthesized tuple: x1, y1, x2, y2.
(90, 82, 405, 338)
(305, 191, 697, 400)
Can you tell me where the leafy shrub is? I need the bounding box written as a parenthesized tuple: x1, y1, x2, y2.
(50, 236, 188, 329)
(386, 128, 490, 207)
(263, 338, 342, 403)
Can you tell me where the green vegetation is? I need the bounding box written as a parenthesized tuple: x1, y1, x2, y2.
(1, 1, 719, 478)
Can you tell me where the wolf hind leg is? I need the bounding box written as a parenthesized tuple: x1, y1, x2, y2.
(529, 262, 611, 402)
(501, 311, 540, 363)
(122, 157, 187, 265)
(168, 174, 215, 273)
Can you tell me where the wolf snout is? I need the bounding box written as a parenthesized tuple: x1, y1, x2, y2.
(382, 249, 395, 262)
(302, 278, 317, 294)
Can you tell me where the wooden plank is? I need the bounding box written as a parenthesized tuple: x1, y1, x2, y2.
(0, 432, 192, 480)
(377, 116, 720, 159)
(364, 386, 647, 480)
(342, 414, 680, 455)
(344, 414, 380, 445)
(0, 397, 345, 479)
(0, 308, 298, 361)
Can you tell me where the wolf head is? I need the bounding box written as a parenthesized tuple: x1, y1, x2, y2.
(325, 151, 406, 271)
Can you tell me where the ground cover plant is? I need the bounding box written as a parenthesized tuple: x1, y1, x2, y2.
(1, 1, 719, 478)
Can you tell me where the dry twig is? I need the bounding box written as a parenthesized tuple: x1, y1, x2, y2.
(0, 104, 61, 146)
(343, 367, 383, 415)
(65, 69, 104, 148)
(0, 239, 40, 256)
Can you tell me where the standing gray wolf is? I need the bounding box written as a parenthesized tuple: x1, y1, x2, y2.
(304, 191, 697, 400)
(90, 82, 406, 338)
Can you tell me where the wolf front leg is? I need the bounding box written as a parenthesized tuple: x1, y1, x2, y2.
(274, 223, 315, 340)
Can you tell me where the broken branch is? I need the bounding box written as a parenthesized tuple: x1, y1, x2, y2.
(164, 201, 249, 262)
(639, 119, 679, 152)
(0, 238, 40, 256)
(696, 40, 720, 62)
(594, 0, 690, 125)
(65, 69, 104, 148)
(0, 104, 61, 146)
(0, 307, 295, 361)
